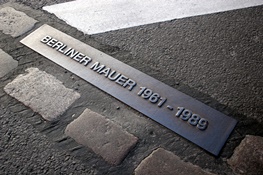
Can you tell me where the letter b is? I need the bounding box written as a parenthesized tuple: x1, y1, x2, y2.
(41, 35, 52, 43)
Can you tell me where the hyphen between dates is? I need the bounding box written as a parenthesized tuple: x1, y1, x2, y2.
(41, 35, 208, 131)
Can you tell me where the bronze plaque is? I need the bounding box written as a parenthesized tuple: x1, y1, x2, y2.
(21, 24, 237, 155)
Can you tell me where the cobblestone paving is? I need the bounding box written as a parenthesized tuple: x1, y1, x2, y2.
(0, 49, 18, 78)
(0, 6, 37, 37)
(0, 1, 262, 175)
(4, 68, 80, 121)
(135, 148, 216, 175)
(228, 135, 263, 175)
(65, 108, 138, 165)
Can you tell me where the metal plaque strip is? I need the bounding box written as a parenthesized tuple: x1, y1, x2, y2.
(21, 24, 237, 155)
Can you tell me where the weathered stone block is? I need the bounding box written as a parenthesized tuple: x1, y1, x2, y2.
(0, 7, 37, 37)
(0, 49, 18, 78)
(228, 135, 263, 175)
(65, 108, 138, 165)
(135, 148, 215, 175)
(4, 67, 80, 121)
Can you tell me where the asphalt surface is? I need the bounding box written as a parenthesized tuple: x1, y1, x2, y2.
(93, 5, 263, 123)
(0, 1, 262, 175)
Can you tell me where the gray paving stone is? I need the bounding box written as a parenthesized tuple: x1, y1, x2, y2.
(0, 6, 37, 37)
(65, 108, 138, 165)
(228, 135, 263, 175)
(4, 67, 80, 121)
(134, 148, 215, 175)
(0, 49, 18, 78)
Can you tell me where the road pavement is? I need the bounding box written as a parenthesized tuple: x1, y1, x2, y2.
(0, 1, 262, 175)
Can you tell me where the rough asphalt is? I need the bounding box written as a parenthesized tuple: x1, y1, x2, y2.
(0, 1, 262, 175)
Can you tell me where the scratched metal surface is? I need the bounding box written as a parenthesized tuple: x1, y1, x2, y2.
(20, 24, 237, 156)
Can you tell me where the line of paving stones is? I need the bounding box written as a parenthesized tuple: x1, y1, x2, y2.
(3, 65, 220, 173)
(0, 2, 262, 175)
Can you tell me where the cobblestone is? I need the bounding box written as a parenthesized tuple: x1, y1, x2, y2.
(134, 148, 215, 175)
(65, 108, 138, 165)
(0, 49, 18, 78)
(0, 6, 37, 37)
(0, 1, 262, 175)
(228, 135, 263, 175)
(4, 67, 80, 121)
